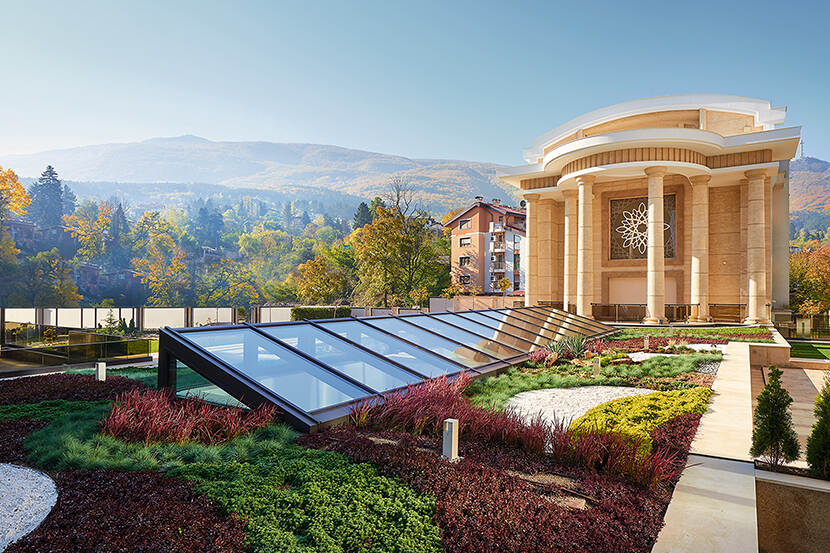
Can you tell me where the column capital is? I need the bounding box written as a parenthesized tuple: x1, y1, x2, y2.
(689, 174, 711, 187)
(744, 169, 767, 180)
(575, 175, 595, 186)
(524, 193, 540, 201)
(644, 166, 668, 177)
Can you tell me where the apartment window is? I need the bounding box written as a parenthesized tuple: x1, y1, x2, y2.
(514, 280, 520, 290)
(498, 216, 503, 223)
(459, 219, 471, 230)
(513, 254, 520, 269)
(459, 237, 471, 247)
(459, 274, 471, 285)
(490, 274, 496, 281)
(458, 256, 470, 267)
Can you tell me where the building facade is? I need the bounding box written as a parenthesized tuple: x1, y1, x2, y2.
(444, 198, 526, 294)
(499, 95, 800, 324)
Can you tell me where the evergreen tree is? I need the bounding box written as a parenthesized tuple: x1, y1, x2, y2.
(27, 166, 64, 227)
(280, 202, 294, 228)
(353, 202, 372, 229)
(194, 206, 224, 248)
(807, 374, 830, 478)
(300, 210, 311, 227)
(107, 203, 130, 267)
(750, 365, 800, 470)
(62, 183, 77, 215)
(369, 196, 385, 220)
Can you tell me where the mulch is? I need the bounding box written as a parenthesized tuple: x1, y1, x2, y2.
(0, 373, 145, 405)
(0, 419, 48, 463)
(5, 470, 246, 553)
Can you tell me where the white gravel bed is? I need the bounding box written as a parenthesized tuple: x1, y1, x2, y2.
(0, 464, 57, 551)
(506, 386, 655, 427)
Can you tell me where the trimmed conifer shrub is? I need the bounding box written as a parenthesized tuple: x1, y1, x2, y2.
(807, 373, 830, 478)
(750, 365, 800, 470)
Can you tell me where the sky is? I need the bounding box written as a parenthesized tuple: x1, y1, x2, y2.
(0, 0, 827, 165)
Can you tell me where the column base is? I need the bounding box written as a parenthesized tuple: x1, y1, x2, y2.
(743, 317, 772, 326)
(643, 317, 665, 325)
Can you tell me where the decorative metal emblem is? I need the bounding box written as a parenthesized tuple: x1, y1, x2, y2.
(614, 202, 669, 255)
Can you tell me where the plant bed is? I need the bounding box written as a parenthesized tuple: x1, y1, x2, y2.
(0, 373, 145, 405)
(300, 410, 704, 553)
(5, 470, 247, 553)
(0, 419, 48, 463)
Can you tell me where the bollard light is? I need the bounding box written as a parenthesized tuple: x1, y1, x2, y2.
(442, 418, 459, 462)
(95, 361, 106, 382)
(592, 355, 601, 376)
(644, 336, 650, 351)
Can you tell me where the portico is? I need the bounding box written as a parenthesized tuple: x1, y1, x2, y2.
(499, 95, 801, 324)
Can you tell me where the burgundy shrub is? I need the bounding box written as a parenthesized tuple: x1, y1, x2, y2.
(528, 347, 551, 364)
(6, 470, 246, 553)
(0, 373, 144, 405)
(100, 388, 278, 445)
(650, 412, 702, 455)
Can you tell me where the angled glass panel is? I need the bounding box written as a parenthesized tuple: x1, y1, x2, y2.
(481, 309, 558, 342)
(261, 324, 423, 391)
(362, 317, 495, 368)
(320, 320, 460, 377)
(519, 307, 596, 336)
(432, 312, 535, 352)
(399, 314, 521, 359)
(455, 310, 544, 343)
(182, 327, 367, 413)
(490, 309, 562, 341)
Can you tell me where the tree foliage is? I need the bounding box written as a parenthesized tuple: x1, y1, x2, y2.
(0, 165, 31, 221)
(27, 165, 73, 227)
(296, 256, 348, 304)
(196, 259, 261, 307)
(750, 365, 800, 470)
(790, 246, 830, 313)
(353, 202, 372, 229)
(807, 373, 830, 478)
(63, 201, 114, 261)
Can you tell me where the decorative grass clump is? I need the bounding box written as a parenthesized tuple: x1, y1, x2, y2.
(100, 388, 278, 445)
(353, 373, 681, 487)
(571, 387, 713, 454)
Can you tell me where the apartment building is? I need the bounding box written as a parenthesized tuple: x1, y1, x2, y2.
(443, 197, 526, 293)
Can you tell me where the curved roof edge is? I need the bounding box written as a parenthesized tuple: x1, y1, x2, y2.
(523, 94, 787, 162)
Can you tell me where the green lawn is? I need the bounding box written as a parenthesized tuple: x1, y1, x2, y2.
(466, 353, 721, 410)
(610, 326, 774, 343)
(789, 342, 830, 360)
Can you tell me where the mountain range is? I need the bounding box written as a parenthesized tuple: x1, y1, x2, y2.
(2, 136, 827, 216)
(0, 136, 516, 213)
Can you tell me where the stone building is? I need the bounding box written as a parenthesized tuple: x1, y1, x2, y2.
(498, 95, 800, 324)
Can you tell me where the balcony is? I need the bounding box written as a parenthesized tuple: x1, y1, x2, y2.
(490, 222, 504, 232)
(491, 262, 506, 272)
(491, 241, 506, 253)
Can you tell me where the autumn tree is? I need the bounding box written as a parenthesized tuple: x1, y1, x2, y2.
(296, 256, 348, 304)
(131, 212, 192, 306)
(496, 277, 512, 295)
(0, 166, 31, 223)
(16, 249, 82, 307)
(196, 259, 262, 307)
(790, 246, 830, 313)
(349, 179, 449, 306)
(63, 200, 114, 261)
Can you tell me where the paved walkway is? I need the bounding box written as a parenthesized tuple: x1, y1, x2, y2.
(653, 341, 758, 552)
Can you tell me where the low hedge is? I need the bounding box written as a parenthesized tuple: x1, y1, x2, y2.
(289, 306, 352, 321)
(570, 387, 713, 454)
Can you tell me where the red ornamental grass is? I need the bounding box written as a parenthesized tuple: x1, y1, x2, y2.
(351, 373, 682, 487)
(100, 388, 278, 445)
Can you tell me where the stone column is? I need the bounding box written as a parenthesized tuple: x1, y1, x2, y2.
(576, 175, 595, 318)
(538, 199, 554, 303)
(524, 193, 540, 306)
(644, 167, 667, 324)
(744, 169, 769, 324)
(689, 175, 710, 322)
(562, 189, 578, 312)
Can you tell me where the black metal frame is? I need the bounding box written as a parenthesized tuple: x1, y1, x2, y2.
(157, 304, 609, 433)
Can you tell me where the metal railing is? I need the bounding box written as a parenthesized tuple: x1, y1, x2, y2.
(591, 304, 695, 323)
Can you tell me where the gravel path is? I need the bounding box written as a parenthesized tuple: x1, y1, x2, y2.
(506, 386, 655, 426)
(0, 464, 57, 551)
